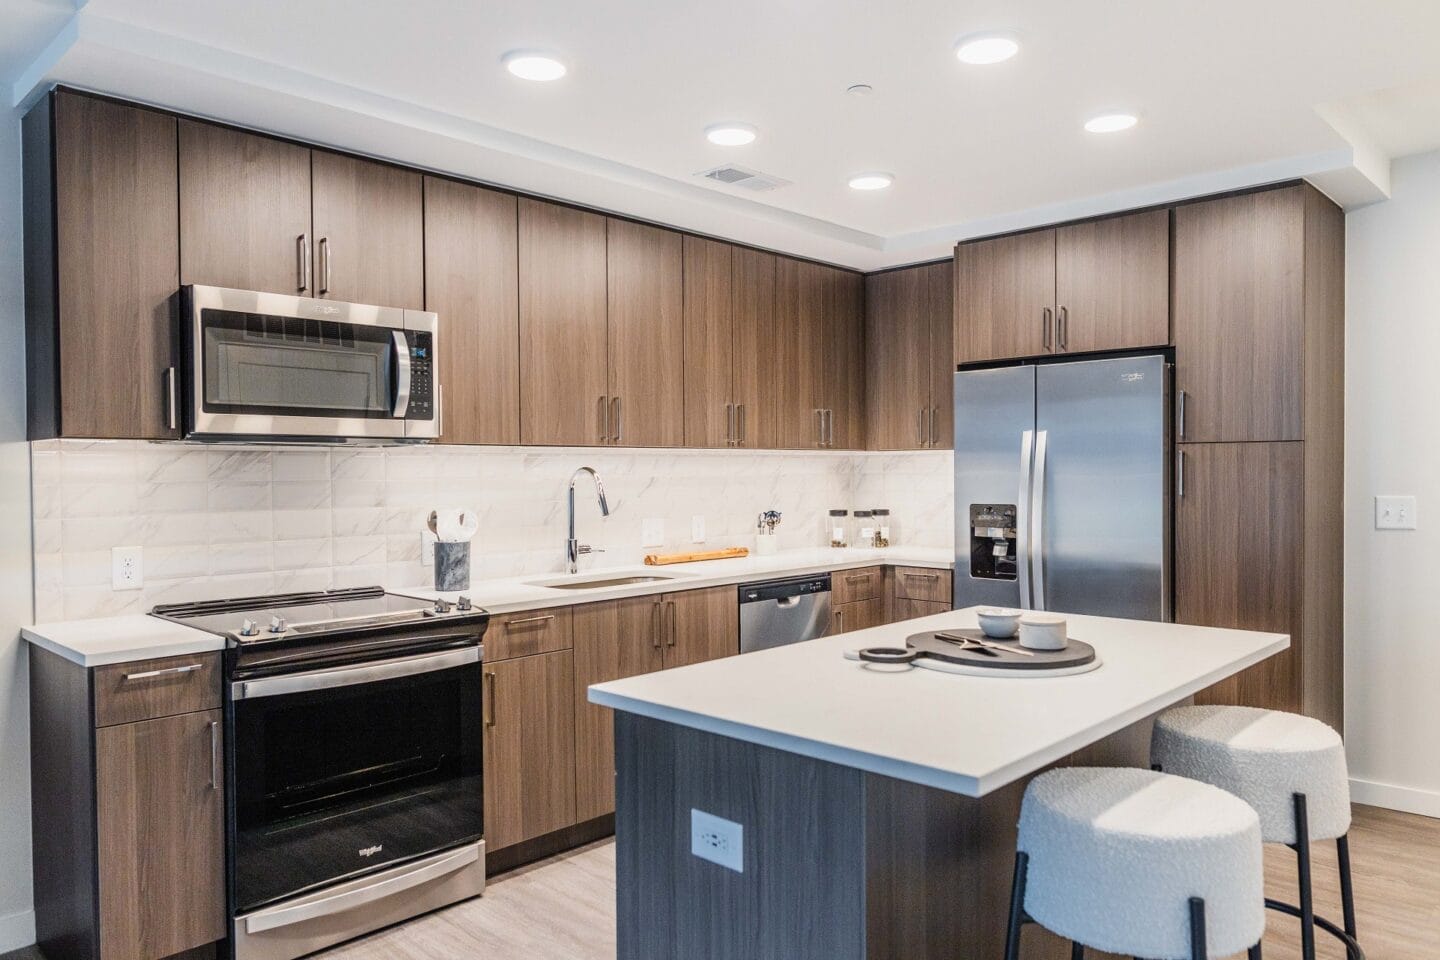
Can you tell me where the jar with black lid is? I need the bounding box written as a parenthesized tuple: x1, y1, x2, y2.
(826, 509, 849, 548)
(871, 508, 891, 547)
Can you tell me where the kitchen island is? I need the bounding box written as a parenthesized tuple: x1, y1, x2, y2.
(589, 607, 1288, 960)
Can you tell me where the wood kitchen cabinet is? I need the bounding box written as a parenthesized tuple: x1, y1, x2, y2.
(891, 598, 951, 622)
(423, 177, 521, 444)
(774, 259, 865, 449)
(310, 151, 425, 310)
(865, 261, 955, 449)
(682, 239, 778, 448)
(482, 650, 577, 851)
(24, 89, 180, 441)
(820, 268, 866, 450)
(178, 118, 313, 296)
(519, 199, 610, 445)
(607, 219, 685, 446)
(30, 648, 225, 960)
(954, 209, 1168, 365)
(573, 587, 739, 821)
(832, 597, 884, 634)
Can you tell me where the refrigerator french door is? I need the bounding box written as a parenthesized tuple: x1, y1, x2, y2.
(953, 354, 1170, 620)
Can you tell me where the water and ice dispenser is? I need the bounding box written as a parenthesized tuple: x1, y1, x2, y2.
(968, 504, 1018, 581)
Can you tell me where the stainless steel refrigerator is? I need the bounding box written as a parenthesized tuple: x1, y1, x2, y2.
(953, 354, 1171, 620)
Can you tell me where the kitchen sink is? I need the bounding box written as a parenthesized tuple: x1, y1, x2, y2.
(526, 573, 685, 590)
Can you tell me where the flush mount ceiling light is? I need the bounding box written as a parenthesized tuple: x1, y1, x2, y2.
(848, 172, 894, 191)
(705, 123, 758, 146)
(1084, 112, 1139, 133)
(503, 50, 567, 82)
(954, 32, 1020, 65)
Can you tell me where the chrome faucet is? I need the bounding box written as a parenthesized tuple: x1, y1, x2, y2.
(566, 466, 611, 574)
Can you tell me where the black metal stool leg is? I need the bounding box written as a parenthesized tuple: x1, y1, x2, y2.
(1248, 942, 1263, 960)
(1292, 795, 1316, 960)
(1188, 897, 1208, 960)
(1337, 833, 1358, 940)
(1004, 851, 1029, 960)
(1070, 942, 1084, 960)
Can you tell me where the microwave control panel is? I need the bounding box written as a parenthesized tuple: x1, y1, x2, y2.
(406, 331, 435, 420)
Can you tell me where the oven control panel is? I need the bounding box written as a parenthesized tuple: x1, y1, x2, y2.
(406, 331, 435, 421)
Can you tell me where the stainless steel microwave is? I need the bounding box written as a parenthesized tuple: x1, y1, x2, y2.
(181, 285, 439, 443)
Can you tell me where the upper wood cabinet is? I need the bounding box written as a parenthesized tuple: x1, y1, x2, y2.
(483, 650, 577, 851)
(178, 119, 312, 296)
(821, 268, 866, 450)
(774, 259, 865, 449)
(607, 219, 685, 447)
(732, 247, 779, 448)
(519, 199, 610, 445)
(955, 210, 1169, 364)
(310, 151, 425, 309)
(24, 90, 180, 441)
(1173, 185, 1339, 443)
(865, 261, 954, 450)
(423, 177, 520, 445)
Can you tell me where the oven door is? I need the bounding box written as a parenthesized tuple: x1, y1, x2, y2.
(229, 645, 482, 913)
(183, 285, 438, 441)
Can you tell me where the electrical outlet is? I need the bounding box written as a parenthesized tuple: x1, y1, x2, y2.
(111, 546, 143, 590)
(691, 515, 706, 544)
(421, 531, 437, 565)
(691, 808, 743, 873)
(641, 518, 665, 548)
(1375, 495, 1418, 530)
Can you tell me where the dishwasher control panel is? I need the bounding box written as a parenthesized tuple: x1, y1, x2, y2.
(740, 575, 831, 604)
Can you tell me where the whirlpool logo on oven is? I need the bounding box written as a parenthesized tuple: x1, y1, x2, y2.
(358, 844, 384, 858)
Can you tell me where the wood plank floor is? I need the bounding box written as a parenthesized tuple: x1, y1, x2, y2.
(316, 804, 1434, 960)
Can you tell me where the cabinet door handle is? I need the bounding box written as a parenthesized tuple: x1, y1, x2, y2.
(599, 395, 610, 442)
(209, 720, 220, 790)
(845, 573, 872, 584)
(835, 608, 844, 631)
(1058, 306, 1068, 350)
(929, 407, 938, 447)
(1042, 307, 1053, 350)
(318, 237, 331, 295)
(904, 572, 940, 581)
(611, 396, 623, 445)
(165, 367, 179, 432)
(1177, 390, 1187, 440)
(815, 409, 824, 447)
(297, 233, 310, 293)
(825, 409, 835, 448)
(484, 671, 497, 727)
(1177, 449, 1186, 498)
(737, 404, 746, 445)
(666, 601, 677, 647)
(651, 601, 663, 649)
(726, 403, 735, 446)
(123, 663, 203, 681)
(503, 614, 555, 628)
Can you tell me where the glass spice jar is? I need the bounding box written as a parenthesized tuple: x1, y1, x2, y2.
(854, 510, 875, 548)
(827, 509, 849, 548)
(872, 508, 891, 547)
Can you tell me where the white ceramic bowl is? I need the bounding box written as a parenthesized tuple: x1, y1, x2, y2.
(976, 607, 1023, 639)
(1019, 614, 1068, 651)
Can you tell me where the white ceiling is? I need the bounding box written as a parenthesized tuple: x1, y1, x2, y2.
(5, 0, 1440, 268)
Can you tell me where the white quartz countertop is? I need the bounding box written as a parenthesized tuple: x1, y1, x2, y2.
(22, 547, 952, 666)
(398, 546, 953, 614)
(22, 615, 224, 668)
(589, 606, 1289, 798)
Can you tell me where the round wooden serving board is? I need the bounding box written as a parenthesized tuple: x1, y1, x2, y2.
(907, 629, 1097, 672)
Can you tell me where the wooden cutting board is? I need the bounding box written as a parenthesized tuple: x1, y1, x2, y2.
(643, 547, 749, 566)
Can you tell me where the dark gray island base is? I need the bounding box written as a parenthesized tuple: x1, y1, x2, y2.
(614, 709, 1154, 960)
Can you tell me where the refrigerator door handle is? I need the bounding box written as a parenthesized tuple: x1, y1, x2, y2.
(1031, 430, 1049, 611)
(1016, 429, 1035, 609)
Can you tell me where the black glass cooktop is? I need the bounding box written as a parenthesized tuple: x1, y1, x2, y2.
(152, 586, 481, 643)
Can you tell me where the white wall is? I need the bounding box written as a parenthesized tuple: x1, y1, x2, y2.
(1345, 148, 1440, 817)
(0, 105, 37, 949)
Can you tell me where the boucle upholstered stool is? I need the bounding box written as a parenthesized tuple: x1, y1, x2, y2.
(1151, 705, 1363, 960)
(1003, 767, 1265, 960)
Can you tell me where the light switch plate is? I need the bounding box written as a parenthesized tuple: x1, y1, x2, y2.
(691, 515, 706, 544)
(641, 518, 665, 548)
(1375, 495, 1418, 530)
(111, 546, 143, 590)
(691, 808, 743, 873)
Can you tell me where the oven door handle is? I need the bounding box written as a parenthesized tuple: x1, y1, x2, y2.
(392, 330, 412, 418)
(241, 843, 481, 934)
(231, 645, 479, 701)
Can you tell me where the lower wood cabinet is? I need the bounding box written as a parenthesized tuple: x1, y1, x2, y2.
(833, 566, 883, 605)
(832, 597, 884, 634)
(891, 598, 951, 622)
(482, 649, 577, 851)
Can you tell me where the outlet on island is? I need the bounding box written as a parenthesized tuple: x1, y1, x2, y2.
(690, 808, 743, 873)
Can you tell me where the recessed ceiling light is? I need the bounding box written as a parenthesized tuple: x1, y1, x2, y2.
(503, 51, 567, 82)
(705, 123, 758, 146)
(846, 83, 874, 97)
(1084, 112, 1139, 133)
(954, 32, 1020, 65)
(848, 172, 893, 191)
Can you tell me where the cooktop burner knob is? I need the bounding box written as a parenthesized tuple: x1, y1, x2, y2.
(268, 616, 288, 634)
(456, 595, 472, 612)
(433, 598, 453, 614)
(239, 618, 259, 637)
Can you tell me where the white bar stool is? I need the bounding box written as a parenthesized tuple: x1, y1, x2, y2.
(1004, 767, 1265, 960)
(1151, 705, 1363, 960)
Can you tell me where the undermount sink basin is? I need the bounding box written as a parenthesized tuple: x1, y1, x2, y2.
(526, 574, 682, 591)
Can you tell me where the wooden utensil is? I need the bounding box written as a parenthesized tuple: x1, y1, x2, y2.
(643, 547, 750, 566)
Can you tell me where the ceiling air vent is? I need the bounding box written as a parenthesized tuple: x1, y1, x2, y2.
(696, 165, 791, 192)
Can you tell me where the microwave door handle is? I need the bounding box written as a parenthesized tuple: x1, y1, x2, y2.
(392, 330, 411, 418)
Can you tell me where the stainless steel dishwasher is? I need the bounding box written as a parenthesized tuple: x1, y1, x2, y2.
(738, 574, 832, 653)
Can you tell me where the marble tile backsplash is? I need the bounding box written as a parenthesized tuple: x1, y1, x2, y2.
(30, 440, 954, 622)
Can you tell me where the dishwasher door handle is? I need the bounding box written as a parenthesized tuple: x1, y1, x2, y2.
(775, 596, 802, 609)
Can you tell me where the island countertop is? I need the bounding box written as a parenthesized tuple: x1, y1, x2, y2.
(589, 606, 1288, 797)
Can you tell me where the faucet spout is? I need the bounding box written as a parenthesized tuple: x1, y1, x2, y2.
(566, 467, 611, 574)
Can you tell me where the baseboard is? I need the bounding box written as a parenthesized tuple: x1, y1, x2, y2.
(0, 908, 35, 953)
(1351, 776, 1440, 819)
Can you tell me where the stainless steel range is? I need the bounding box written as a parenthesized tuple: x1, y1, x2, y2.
(153, 587, 489, 960)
